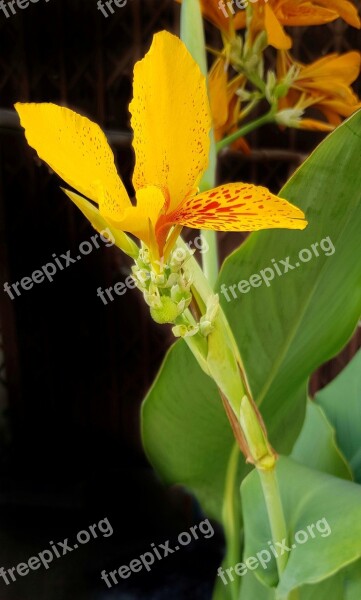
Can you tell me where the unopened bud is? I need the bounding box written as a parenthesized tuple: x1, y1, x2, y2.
(150, 296, 180, 324)
(275, 108, 304, 128)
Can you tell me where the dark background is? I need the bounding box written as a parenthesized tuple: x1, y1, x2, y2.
(0, 0, 360, 597)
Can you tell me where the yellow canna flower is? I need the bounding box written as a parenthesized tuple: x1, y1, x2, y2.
(277, 50, 361, 130)
(15, 31, 306, 262)
(243, 0, 360, 50)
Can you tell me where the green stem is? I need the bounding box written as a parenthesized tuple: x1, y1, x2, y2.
(177, 237, 289, 595)
(200, 230, 219, 288)
(222, 443, 242, 600)
(245, 70, 266, 94)
(180, 0, 219, 288)
(216, 111, 275, 153)
(258, 467, 289, 577)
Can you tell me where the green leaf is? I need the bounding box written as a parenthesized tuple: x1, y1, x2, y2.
(239, 561, 361, 600)
(238, 570, 344, 600)
(316, 348, 361, 482)
(241, 457, 361, 598)
(291, 400, 352, 480)
(142, 343, 250, 521)
(219, 112, 361, 452)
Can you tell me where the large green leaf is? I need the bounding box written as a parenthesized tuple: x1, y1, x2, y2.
(142, 342, 243, 520)
(239, 560, 361, 599)
(219, 114, 361, 449)
(241, 457, 361, 598)
(291, 400, 352, 480)
(142, 111, 361, 525)
(316, 348, 361, 482)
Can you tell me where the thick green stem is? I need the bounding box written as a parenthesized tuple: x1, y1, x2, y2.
(173, 240, 292, 597)
(258, 467, 289, 577)
(200, 230, 219, 288)
(216, 111, 275, 152)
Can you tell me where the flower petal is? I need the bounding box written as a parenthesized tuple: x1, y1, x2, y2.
(298, 118, 335, 131)
(316, 0, 361, 28)
(264, 4, 292, 49)
(279, 1, 339, 26)
(63, 189, 139, 257)
(14, 103, 130, 221)
(109, 185, 165, 249)
(299, 52, 361, 86)
(163, 183, 307, 231)
(130, 31, 211, 212)
(209, 58, 229, 131)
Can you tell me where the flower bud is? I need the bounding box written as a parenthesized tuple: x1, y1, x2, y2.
(150, 296, 180, 324)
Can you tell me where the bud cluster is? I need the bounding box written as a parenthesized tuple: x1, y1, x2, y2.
(131, 244, 194, 325)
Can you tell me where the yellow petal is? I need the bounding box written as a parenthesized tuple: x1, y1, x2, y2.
(163, 183, 307, 231)
(317, 98, 361, 117)
(63, 189, 139, 257)
(130, 31, 211, 212)
(279, 1, 339, 26)
(14, 103, 130, 222)
(264, 4, 292, 50)
(209, 58, 229, 130)
(298, 118, 335, 131)
(109, 185, 165, 249)
(299, 52, 361, 86)
(316, 0, 361, 28)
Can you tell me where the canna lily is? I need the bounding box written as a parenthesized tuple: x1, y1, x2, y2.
(15, 31, 306, 263)
(277, 50, 361, 130)
(238, 0, 360, 50)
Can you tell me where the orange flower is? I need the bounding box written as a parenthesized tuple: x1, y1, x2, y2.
(241, 0, 360, 49)
(178, 0, 360, 49)
(277, 50, 361, 130)
(208, 57, 250, 152)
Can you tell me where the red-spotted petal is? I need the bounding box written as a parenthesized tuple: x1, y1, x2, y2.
(161, 183, 307, 232)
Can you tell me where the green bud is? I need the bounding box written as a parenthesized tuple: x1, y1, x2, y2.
(239, 395, 276, 469)
(172, 323, 199, 338)
(275, 108, 304, 128)
(150, 296, 180, 324)
(274, 82, 290, 99)
(265, 70, 277, 103)
(199, 319, 213, 337)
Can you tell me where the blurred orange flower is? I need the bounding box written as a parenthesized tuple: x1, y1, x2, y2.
(208, 57, 250, 152)
(277, 50, 361, 130)
(247, 0, 360, 49)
